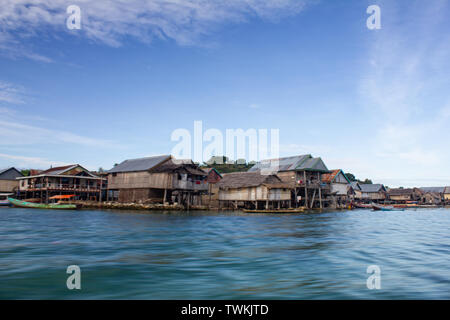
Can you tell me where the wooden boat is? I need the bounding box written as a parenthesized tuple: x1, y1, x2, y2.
(0, 193, 13, 206)
(8, 198, 80, 210)
(372, 203, 404, 212)
(353, 202, 372, 209)
(243, 208, 305, 214)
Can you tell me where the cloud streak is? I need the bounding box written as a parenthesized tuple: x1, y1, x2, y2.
(0, 81, 26, 104)
(0, 153, 68, 169)
(0, 119, 117, 148)
(0, 0, 310, 60)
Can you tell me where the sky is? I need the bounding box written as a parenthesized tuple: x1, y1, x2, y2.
(0, 0, 449, 187)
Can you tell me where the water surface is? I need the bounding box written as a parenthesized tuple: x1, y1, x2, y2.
(1, 207, 449, 299)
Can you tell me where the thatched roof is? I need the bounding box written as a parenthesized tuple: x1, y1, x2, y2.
(216, 171, 290, 189)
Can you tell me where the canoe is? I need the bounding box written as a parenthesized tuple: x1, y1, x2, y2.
(8, 198, 80, 210)
(243, 208, 305, 214)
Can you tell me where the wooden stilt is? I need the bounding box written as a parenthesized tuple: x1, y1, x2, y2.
(303, 171, 308, 208)
(311, 189, 316, 209)
(317, 172, 322, 209)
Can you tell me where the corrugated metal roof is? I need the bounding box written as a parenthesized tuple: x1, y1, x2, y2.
(248, 154, 329, 173)
(0, 167, 23, 180)
(350, 181, 361, 191)
(41, 165, 76, 175)
(217, 172, 284, 189)
(108, 155, 171, 173)
(321, 169, 350, 184)
(150, 158, 207, 176)
(359, 184, 386, 193)
(419, 187, 445, 194)
(388, 188, 416, 196)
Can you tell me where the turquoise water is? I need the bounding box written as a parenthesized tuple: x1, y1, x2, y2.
(0, 207, 449, 299)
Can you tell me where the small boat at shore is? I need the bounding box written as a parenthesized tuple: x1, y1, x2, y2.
(353, 203, 373, 209)
(372, 203, 405, 212)
(0, 193, 14, 207)
(8, 198, 80, 210)
(243, 208, 305, 214)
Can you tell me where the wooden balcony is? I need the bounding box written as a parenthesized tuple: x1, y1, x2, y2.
(172, 180, 208, 191)
(22, 183, 100, 193)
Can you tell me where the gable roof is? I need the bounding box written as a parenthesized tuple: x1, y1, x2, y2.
(350, 181, 361, 191)
(108, 155, 171, 173)
(202, 167, 223, 178)
(216, 172, 287, 189)
(150, 158, 206, 176)
(388, 188, 419, 196)
(40, 164, 97, 177)
(0, 167, 24, 180)
(17, 164, 99, 180)
(321, 169, 350, 184)
(248, 154, 329, 173)
(359, 184, 386, 193)
(41, 165, 77, 175)
(419, 187, 445, 194)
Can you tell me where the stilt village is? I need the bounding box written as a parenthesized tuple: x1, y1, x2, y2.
(1, 154, 450, 212)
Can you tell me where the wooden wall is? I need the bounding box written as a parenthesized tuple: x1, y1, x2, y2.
(390, 195, 411, 201)
(0, 180, 19, 193)
(330, 183, 349, 196)
(108, 172, 172, 189)
(118, 188, 164, 202)
(219, 186, 290, 201)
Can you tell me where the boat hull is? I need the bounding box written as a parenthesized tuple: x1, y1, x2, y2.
(372, 204, 404, 211)
(8, 198, 79, 210)
(0, 200, 10, 207)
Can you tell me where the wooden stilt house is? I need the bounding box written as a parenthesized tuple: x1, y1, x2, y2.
(107, 155, 208, 206)
(248, 154, 330, 209)
(216, 171, 292, 210)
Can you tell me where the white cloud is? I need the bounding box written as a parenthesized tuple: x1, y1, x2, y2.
(0, 120, 116, 148)
(0, 153, 68, 168)
(0, 81, 26, 104)
(0, 0, 310, 60)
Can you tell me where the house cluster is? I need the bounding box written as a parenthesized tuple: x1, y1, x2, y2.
(1, 153, 450, 209)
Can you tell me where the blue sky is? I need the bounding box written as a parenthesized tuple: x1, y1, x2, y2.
(0, 0, 449, 187)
